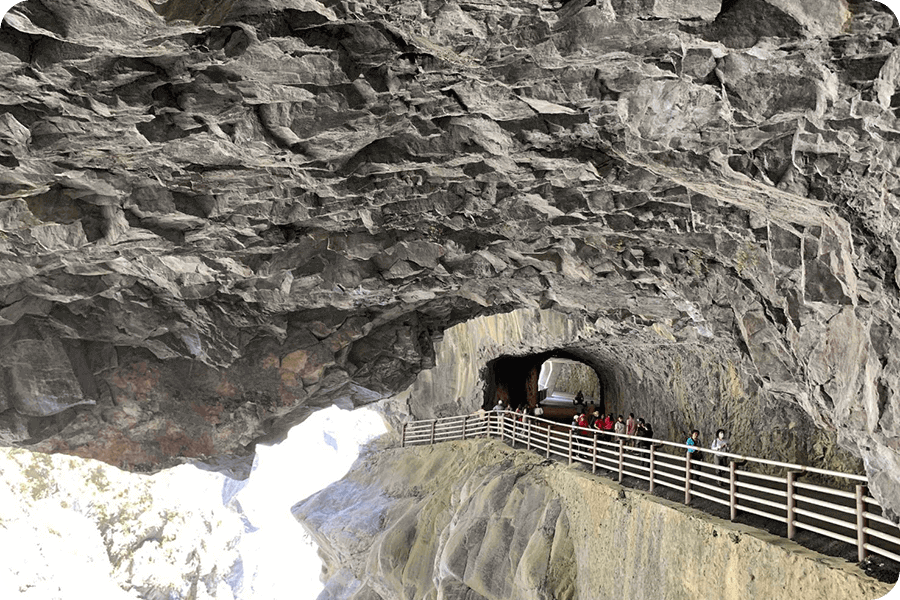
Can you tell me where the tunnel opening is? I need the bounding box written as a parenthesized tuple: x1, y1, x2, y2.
(483, 351, 608, 422)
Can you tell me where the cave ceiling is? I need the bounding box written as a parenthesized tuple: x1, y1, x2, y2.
(0, 0, 899, 507)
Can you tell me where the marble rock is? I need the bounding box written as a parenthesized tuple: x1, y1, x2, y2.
(0, 0, 898, 518)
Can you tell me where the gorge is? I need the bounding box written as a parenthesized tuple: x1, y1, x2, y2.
(1, 0, 900, 597)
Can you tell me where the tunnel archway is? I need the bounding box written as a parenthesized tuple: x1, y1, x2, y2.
(482, 351, 608, 417)
(538, 358, 602, 406)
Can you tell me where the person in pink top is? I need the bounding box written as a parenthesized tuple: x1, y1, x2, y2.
(603, 414, 614, 431)
(625, 413, 637, 446)
(626, 413, 636, 436)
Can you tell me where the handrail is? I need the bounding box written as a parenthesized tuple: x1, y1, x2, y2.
(400, 410, 900, 566)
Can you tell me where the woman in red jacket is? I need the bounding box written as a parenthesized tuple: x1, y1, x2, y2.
(603, 414, 615, 432)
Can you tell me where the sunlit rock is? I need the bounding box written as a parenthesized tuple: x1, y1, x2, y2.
(295, 439, 893, 600)
(0, 404, 387, 599)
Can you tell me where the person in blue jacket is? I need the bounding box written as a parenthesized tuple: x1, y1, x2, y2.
(686, 429, 701, 479)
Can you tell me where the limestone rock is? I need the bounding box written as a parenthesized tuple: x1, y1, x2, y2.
(294, 440, 893, 600)
(0, 445, 246, 599)
(0, 0, 898, 520)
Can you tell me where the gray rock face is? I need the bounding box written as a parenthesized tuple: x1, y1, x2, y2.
(294, 440, 894, 600)
(0, 0, 899, 515)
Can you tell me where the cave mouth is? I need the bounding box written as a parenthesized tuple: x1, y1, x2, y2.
(483, 351, 606, 418)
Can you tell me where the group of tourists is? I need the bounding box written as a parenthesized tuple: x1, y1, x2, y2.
(688, 428, 733, 469)
(570, 409, 655, 447)
(490, 396, 733, 469)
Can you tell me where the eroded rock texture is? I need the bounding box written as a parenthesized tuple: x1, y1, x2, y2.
(0, 0, 899, 512)
(294, 439, 894, 600)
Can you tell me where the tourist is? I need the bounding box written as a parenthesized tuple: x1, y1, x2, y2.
(686, 429, 701, 479)
(603, 413, 615, 432)
(492, 400, 505, 411)
(710, 429, 729, 462)
(625, 412, 636, 446)
(574, 390, 585, 408)
(637, 419, 653, 450)
(593, 413, 606, 440)
(709, 429, 730, 487)
(614, 415, 625, 436)
(577, 411, 589, 429)
(626, 413, 636, 437)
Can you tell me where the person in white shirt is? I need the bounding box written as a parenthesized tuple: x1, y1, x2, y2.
(710, 429, 730, 467)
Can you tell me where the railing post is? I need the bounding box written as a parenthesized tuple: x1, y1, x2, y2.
(649, 445, 656, 493)
(786, 470, 797, 540)
(546, 424, 551, 458)
(592, 432, 598, 474)
(500, 412, 505, 442)
(513, 414, 518, 447)
(568, 427, 573, 465)
(618, 439, 625, 483)
(526, 416, 532, 450)
(462, 415, 467, 440)
(430, 419, 436, 445)
(729, 461, 737, 521)
(684, 451, 692, 505)
(856, 485, 868, 562)
(401, 422, 407, 448)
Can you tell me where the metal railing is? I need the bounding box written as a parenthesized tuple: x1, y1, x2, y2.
(400, 410, 900, 566)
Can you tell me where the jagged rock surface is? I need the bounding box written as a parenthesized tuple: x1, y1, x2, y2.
(0, 0, 899, 514)
(294, 439, 894, 600)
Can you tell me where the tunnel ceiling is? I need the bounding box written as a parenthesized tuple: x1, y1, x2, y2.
(0, 0, 899, 506)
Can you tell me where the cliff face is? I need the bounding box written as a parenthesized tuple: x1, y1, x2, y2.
(0, 0, 899, 515)
(294, 439, 893, 600)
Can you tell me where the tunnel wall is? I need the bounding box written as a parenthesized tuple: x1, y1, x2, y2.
(550, 361, 601, 400)
(396, 309, 862, 478)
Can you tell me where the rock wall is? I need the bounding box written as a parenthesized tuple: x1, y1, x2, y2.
(392, 308, 863, 481)
(550, 361, 600, 399)
(0, 0, 898, 517)
(294, 439, 893, 600)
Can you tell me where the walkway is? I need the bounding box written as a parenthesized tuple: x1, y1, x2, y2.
(401, 410, 900, 574)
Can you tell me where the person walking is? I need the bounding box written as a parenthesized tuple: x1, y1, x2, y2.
(710, 429, 730, 486)
(625, 413, 637, 446)
(577, 411, 589, 429)
(686, 429, 701, 480)
(710, 429, 729, 465)
(603, 414, 615, 432)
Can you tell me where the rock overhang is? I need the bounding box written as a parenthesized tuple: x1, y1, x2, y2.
(0, 0, 898, 513)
